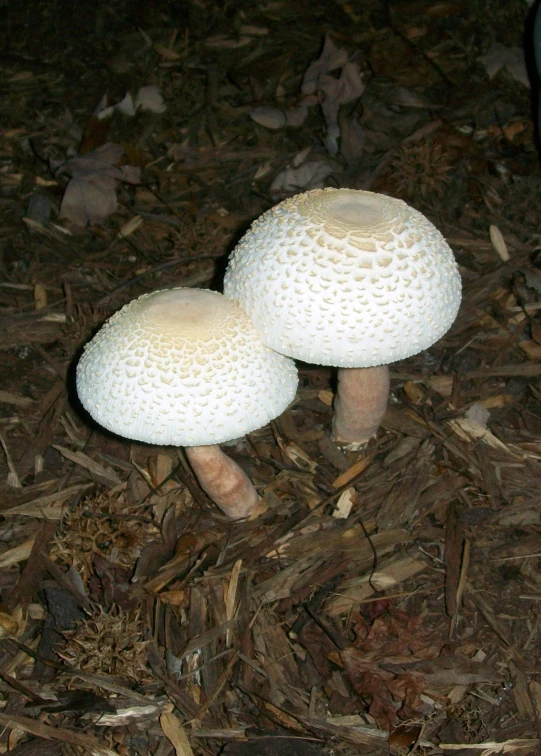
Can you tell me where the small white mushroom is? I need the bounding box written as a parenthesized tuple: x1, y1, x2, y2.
(76, 288, 298, 519)
(223, 188, 461, 447)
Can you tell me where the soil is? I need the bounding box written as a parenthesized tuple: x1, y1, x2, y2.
(1, 1, 541, 755)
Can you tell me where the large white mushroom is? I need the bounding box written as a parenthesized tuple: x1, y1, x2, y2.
(223, 188, 461, 447)
(76, 287, 298, 519)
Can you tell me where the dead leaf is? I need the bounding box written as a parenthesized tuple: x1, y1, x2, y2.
(59, 170, 119, 227)
(301, 35, 349, 95)
(96, 86, 167, 120)
(319, 61, 365, 154)
(160, 711, 194, 756)
(389, 723, 422, 751)
(270, 160, 334, 195)
(56, 143, 140, 227)
(382, 652, 501, 688)
(478, 43, 529, 88)
(250, 105, 309, 129)
(135, 85, 167, 113)
(340, 605, 443, 729)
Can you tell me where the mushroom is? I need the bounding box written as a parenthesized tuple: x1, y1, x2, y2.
(76, 287, 298, 518)
(223, 188, 461, 447)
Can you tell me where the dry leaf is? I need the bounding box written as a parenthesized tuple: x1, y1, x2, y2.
(340, 605, 443, 729)
(160, 711, 194, 756)
(250, 105, 308, 129)
(301, 35, 349, 95)
(96, 86, 167, 120)
(56, 143, 140, 227)
(135, 85, 167, 113)
(270, 160, 334, 195)
(319, 61, 365, 154)
(478, 43, 529, 88)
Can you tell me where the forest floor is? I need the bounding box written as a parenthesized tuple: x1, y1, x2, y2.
(1, 0, 541, 754)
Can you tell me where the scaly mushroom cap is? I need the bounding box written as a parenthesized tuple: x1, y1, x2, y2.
(76, 288, 298, 446)
(223, 188, 462, 367)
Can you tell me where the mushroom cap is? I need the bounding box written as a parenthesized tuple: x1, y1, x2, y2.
(76, 288, 298, 446)
(223, 188, 462, 367)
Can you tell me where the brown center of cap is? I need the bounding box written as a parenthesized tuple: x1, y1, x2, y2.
(328, 192, 383, 228)
(138, 288, 226, 341)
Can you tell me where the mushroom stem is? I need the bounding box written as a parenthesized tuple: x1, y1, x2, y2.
(185, 445, 261, 520)
(332, 365, 390, 447)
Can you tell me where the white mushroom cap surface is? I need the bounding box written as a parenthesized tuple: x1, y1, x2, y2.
(76, 288, 298, 446)
(223, 188, 462, 367)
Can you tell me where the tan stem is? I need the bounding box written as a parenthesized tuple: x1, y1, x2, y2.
(332, 365, 390, 446)
(185, 445, 261, 520)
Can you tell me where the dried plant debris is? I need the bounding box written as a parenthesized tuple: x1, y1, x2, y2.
(52, 492, 160, 576)
(56, 605, 152, 685)
(53, 143, 141, 228)
(383, 138, 453, 202)
(478, 42, 530, 88)
(1, 0, 541, 754)
(250, 35, 366, 157)
(94, 86, 168, 121)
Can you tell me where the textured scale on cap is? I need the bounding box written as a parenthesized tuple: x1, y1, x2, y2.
(223, 188, 462, 367)
(76, 288, 298, 446)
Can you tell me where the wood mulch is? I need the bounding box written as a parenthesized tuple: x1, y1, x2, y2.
(1, 0, 541, 754)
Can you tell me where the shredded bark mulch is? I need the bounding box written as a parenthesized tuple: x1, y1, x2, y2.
(1, 0, 541, 754)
